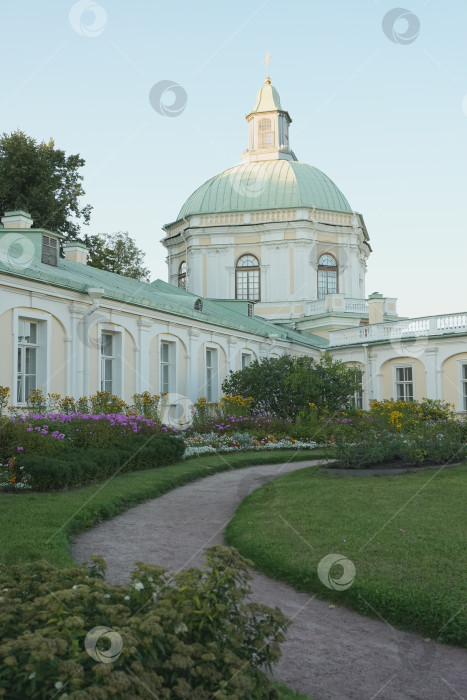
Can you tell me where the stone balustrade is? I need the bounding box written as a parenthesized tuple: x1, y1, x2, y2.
(329, 313, 467, 347)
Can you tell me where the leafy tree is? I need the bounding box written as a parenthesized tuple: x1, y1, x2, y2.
(286, 353, 360, 414)
(222, 355, 298, 416)
(0, 130, 91, 238)
(84, 231, 151, 281)
(222, 353, 359, 417)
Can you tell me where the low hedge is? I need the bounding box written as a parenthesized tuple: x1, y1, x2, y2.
(0, 546, 288, 699)
(16, 434, 186, 490)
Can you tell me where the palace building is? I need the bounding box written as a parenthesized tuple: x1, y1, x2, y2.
(0, 79, 466, 413)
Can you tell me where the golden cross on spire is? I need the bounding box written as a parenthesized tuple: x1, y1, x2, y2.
(263, 50, 272, 83)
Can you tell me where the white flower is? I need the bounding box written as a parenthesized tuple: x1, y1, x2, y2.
(55, 681, 64, 690)
(124, 595, 130, 601)
(152, 592, 158, 603)
(174, 622, 188, 634)
(72, 585, 79, 590)
(147, 576, 154, 583)
(29, 672, 36, 680)
(134, 581, 144, 591)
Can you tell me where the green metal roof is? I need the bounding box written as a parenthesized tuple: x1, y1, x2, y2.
(250, 83, 282, 113)
(176, 160, 352, 220)
(0, 239, 328, 350)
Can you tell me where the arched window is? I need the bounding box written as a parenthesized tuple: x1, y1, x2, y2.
(178, 261, 187, 289)
(236, 254, 260, 301)
(317, 254, 338, 299)
(258, 117, 273, 148)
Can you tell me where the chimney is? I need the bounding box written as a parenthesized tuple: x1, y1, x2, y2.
(368, 292, 384, 324)
(1, 210, 33, 229)
(63, 241, 88, 265)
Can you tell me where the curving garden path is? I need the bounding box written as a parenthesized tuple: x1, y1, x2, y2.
(71, 460, 467, 700)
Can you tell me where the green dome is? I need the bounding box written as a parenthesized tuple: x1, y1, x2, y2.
(177, 160, 352, 220)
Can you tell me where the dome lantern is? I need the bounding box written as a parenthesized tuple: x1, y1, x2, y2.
(242, 79, 296, 164)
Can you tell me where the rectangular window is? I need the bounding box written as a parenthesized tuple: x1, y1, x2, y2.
(160, 341, 176, 395)
(462, 364, 467, 411)
(317, 269, 337, 299)
(349, 369, 363, 409)
(395, 366, 414, 402)
(206, 348, 218, 402)
(241, 352, 252, 370)
(100, 333, 114, 393)
(17, 320, 38, 403)
(41, 235, 58, 266)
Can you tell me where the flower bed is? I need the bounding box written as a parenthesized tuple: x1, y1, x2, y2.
(183, 432, 321, 459)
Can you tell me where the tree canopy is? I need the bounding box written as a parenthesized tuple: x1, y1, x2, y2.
(84, 231, 151, 281)
(0, 129, 91, 238)
(222, 353, 360, 417)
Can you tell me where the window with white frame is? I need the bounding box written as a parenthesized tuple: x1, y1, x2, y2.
(462, 364, 467, 411)
(236, 255, 260, 301)
(100, 333, 114, 393)
(41, 235, 58, 266)
(258, 117, 273, 148)
(160, 341, 176, 395)
(395, 366, 414, 402)
(317, 254, 338, 299)
(241, 352, 252, 370)
(17, 320, 39, 403)
(205, 348, 218, 402)
(349, 368, 363, 409)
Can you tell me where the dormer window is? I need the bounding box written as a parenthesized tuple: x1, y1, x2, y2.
(41, 235, 58, 266)
(258, 117, 273, 148)
(194, 298, 203, 311)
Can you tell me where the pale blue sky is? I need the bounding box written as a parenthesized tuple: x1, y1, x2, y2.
(2, 0, 467, 318)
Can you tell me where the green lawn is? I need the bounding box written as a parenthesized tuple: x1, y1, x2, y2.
(0, 449, 327, 568)
(225, 463, 467, 647)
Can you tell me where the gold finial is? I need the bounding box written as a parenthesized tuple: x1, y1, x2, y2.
(263, 50, 272, 83)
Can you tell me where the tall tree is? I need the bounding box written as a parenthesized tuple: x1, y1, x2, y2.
(84, 231, 151, 281)
(0, 130, 91, 238)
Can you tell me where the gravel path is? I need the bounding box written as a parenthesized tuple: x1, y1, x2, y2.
(71, 460, 467, 700)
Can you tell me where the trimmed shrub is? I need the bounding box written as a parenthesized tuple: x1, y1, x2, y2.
(15, 434, 185, 490)
(0, 547, 288, 699)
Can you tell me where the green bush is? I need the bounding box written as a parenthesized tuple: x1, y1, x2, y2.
(334, 422, 466, 468)
(222, 353, 359, 418)
(16, 434, 185, 490)
(0, 547, 288, 699)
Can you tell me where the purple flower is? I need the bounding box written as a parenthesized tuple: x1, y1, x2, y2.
(17, 446, 24, 452)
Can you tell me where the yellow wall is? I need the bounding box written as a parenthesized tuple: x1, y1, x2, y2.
(442, 353, 467, 410)
(381, 357, 426, 400)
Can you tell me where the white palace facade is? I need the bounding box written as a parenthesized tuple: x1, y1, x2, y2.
(0, 79, 466, 413)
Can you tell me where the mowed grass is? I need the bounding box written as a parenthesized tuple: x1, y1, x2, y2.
(0, 450, 327, 568)
(225, 463, 467, 646)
